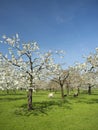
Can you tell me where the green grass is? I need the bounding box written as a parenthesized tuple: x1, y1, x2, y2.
(0, 90, 98, 130)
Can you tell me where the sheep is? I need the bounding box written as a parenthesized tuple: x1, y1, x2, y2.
(64, 94, 67, 97)
(48, 93, 54, 98)
(73, 93, 78, 97)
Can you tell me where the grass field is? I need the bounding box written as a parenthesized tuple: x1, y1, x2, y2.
(0, 90, 98, 130)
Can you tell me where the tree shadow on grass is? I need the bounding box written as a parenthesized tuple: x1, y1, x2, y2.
(0, 96, 27, 101)
(76, 97, 98, 104)
(0, 93, 26, 96)
(90, 93, 98, 95)
(85, 98, 98, 104)
(15, 99, 72, 116)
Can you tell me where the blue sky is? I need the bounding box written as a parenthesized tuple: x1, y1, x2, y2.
(0, 0, 98, 68)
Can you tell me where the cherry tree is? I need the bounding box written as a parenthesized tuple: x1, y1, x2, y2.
(72, 61, 97, 95)
(66, 65, 82, 95)
(81, 48, 98, 94)
(47, 80, 59, 92)
(87, 48, 98, 70)
(0, 55, 26, 93)
(46, 62, 82, 98)
(65, 62, 93, 95)
(81, 71, 96, 94)
(0, 34, 62, 110)
(47, 63, 69, 99)
(0, 57, 15, 93)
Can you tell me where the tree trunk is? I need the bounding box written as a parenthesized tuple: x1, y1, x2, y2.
(88, 85, 91, 95)
(6, 83, 9, 94)
(13, 89, 16, 94)
(77, 87, 80, 94)
(66, 85, 70, 96)
(61, 84, 64, 99)
(6, 89, 9, 94)
(27, 89, 33, 110)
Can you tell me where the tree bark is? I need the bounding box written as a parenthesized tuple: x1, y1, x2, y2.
(66, 85, 70, 96)
(27, 56, 33, 110)
(27, 89, 33, 110)
(88, 85, 91, 95)
(6, 89, 9, 94)
(60, 84, 64, 99)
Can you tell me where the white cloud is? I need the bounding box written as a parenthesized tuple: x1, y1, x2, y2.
(56, 15, 74, 24)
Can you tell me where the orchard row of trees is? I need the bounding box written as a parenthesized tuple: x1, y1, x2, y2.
(0, 34, 98, 110)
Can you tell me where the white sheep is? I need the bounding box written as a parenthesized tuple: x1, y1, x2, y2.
(48, 93, 54, 98)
